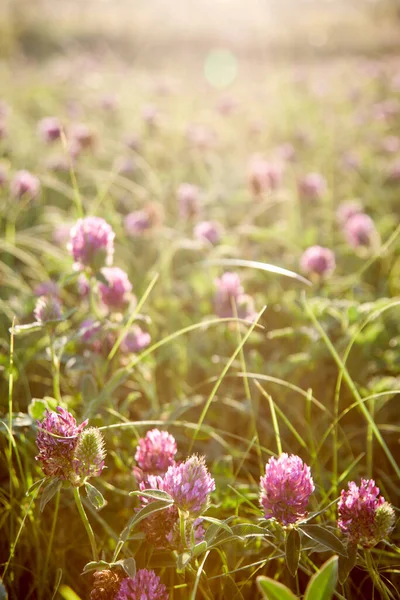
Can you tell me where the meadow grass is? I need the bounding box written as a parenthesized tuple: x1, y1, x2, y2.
(0, 42, 399, 600)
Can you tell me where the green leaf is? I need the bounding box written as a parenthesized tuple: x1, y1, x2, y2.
(304, 555, 338, 600)
(11, 322, 44, 334)
(286, 528, 301, 577)
(256, 576, 298, 600)
(82, 560, 110, 574)
(192, 540, 208, 558)
(85, 482, 106, 510)
(26, 478, 46, 496)
(338, 543, 357, 585)
(129, 489, 173, 502)
(299, 525, 347, 557)
(200, 516, 233, 535)
(120, 500, 174, 542)
(28, 398, 49, 421)
(113, 557, 136, 578)
(80, 375, 99, 404)
(231, 523, 268, 538)
(40, 479, 62, 513)
(176, 551, 192, 570)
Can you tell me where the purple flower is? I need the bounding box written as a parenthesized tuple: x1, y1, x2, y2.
(260, 453, 314, 525)
(38, 117, 63, 143)
(68, 216, 115, 271)
(381, 135, 400, 154)
(72, 427, 106, 483)
(33, 281, 60, 298)
(338, 479, 395, 548)
(194, 221, 222, 245)
(177, 183, 200, 219)
(36, 407, 88, 480)
(68, 123, 95, 150)
(344, 213, 377, 249)
(124, 210, 152, 236)
(121, 326, 151, 353)
(135, 429, 177, 475)
(98, 267, 133, 310)
(300, 246, 336, 277)
(115, 569, 168, 600)
(298, 172, 327, 200)
(142, 104, 159, 128)
(0, 164, 8, 188)
(336, 200, 363, 226)
(187, 124, 216, 151)
(34, 296, 62, 323)
(388, 159, 400, 182)
(79, 318, 101, 343)
(214, 272, 256, 320)
(10, 170, 40, 200)
(163, 455, 215, 516)
(248, 155, 283, 195)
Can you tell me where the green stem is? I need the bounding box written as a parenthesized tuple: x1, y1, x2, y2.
(365, 550, 390, 600)
(41, 489, 60, 596)
(73, 486, 99, 561)
(49, 333, 62, 404)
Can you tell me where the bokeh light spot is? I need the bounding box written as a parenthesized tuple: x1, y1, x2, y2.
(204, 50, 237, 89)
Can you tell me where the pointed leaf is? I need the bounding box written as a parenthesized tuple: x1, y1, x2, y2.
(85, 482, 106, 511)
(113, 557, 136, 578)
(304, 555, 338, 600)
(192, 540, 208, 558)
(299, 525, 347, 557)
(176, 551, 192, 570)
(26, 477, 46, 496)
(205, 258, 312, 287)
(286, 528, 301, 577)
(82, 560, 110, 574)
(256, 576, 298, 600)
(232, 523, 268, 538)
(200, 516, 233, 535)
(338, 543, 357, 585)
(28, 398, 49, 421)
(40, 479, 62, 513)
(129, 489, 173, 502)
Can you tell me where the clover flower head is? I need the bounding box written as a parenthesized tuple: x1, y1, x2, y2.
(259, 453, 314, 525)
(177, 183, 200, 219)
(163, 455, 215, 515)
(336, 200, 364, 226)
(68, 216, 115, 270)
(300, 246, 336, 277)
(298, 172, 327, 200)
(10, 170, 40, 200)
(194, 221, 222, 245)
(38, 117, 63, 143)
(135, 429, 177, 475)
(121, 326, 151, 354)
(90, 569, 126, 600)
(72, 427, 106, 483)
(344, 213, 377, 249)
(98, 267, 133, 310)
(35, 407, 88, 480)
(115, 569, 168, 600)
(338, 479, 395, 547)
(34, 295, 62, 323)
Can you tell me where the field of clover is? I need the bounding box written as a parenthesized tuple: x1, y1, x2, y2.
(0, 54, 399, 600)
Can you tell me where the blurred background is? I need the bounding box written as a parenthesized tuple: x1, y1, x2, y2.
(2, 0, 400, 65)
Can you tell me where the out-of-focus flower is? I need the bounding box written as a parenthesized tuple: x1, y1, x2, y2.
(298, 172, 327, 200)
(216, 95, 237, 116)
(214, 272, 255, 320)
(336, 200, 364, 226)
(115, 156, 136, 175)
(34, 295, 62, 323)
(79, 318, 101, 343)
(0, 120, 8, 140)
(177, 183, 200, 219)
(68, 216, 115, 271)
(135, 429, 177, 475)
(90, 569, 126, 600)
(300, 246, 336, 277)
(275, 143, 296, 162)
(344, 213, 377, 249)
(33, 281, 60, 298)
(53, 224, 72, 246)
(248, 155, 283, 195)
(115, 569, 168, 600)
(381, 135, 400, 154)
(46, 156, 70, 173)
(125, 210, 152, 236)
(38, 117, 63, 143)
(186, 124, 215, 151)
(142, 104, 159, 128)
(72, 427, 106, 483)
(121, 326, 151, 353)
(36, 407, 88, 480)
(98, 266, 133, 310)
(338, 479, 395, 548)
(99, 93, 118, 112)
(124, 134, 142, 152)
(372, 99, 400, 122)
(194, 221, 222, 245)
(77, 273, 90, 297)
(10, 170, 40, 200)
(387, 159, 400, 182)
(259, 453, 314, 525)
(68, 123, 96, 150)
(163, 455, 215, 516)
